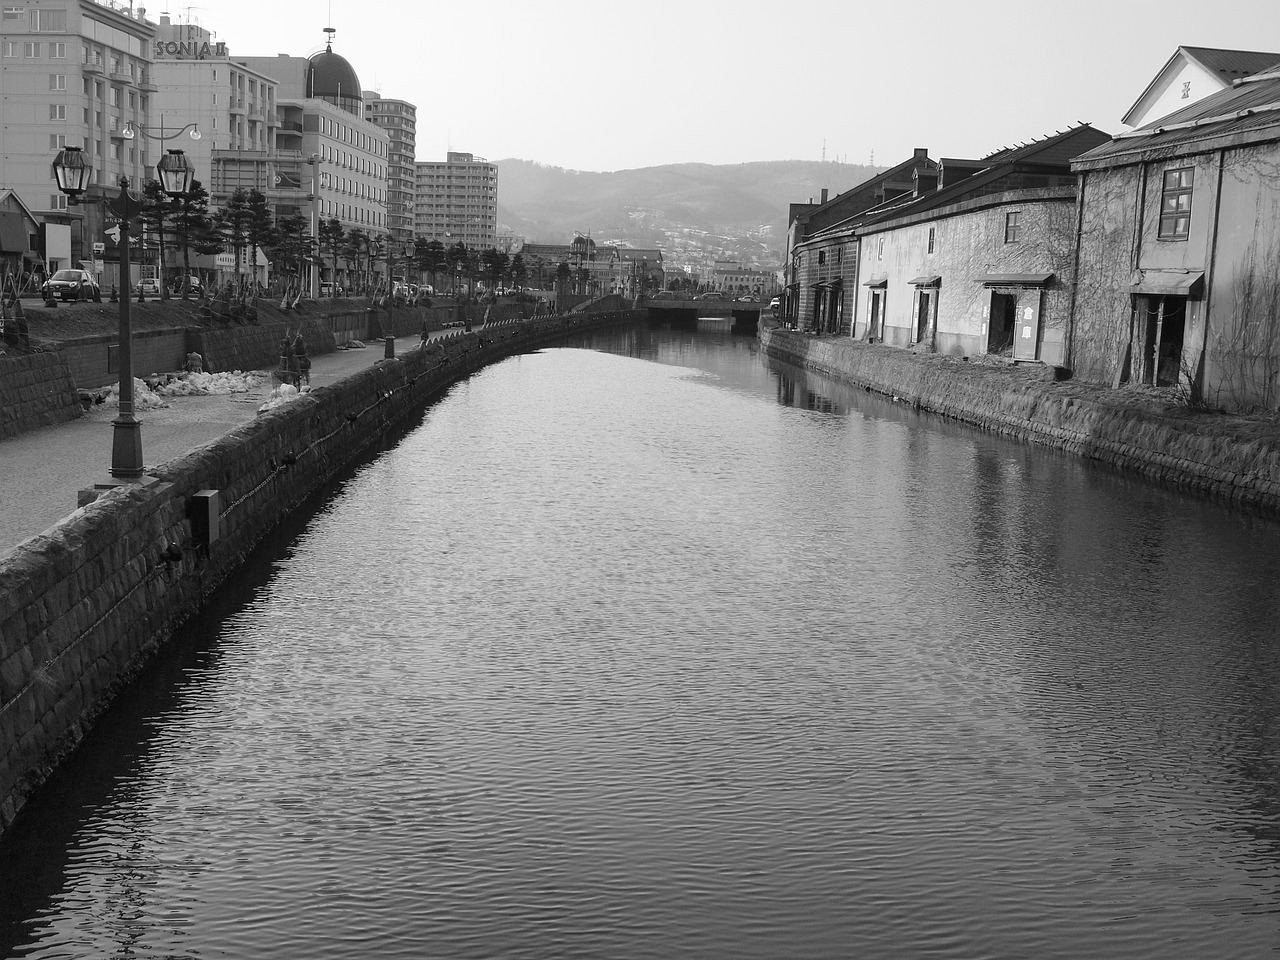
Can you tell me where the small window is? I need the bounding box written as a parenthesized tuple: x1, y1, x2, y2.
(48, 103, 64, 120)
(49, 73, 64, 90)
(49, 42, 64, 58)
(928, 226, 935, 254)
(24, 41, 39, 57)
(2, 41, 16, 57)
(1159, 167, 1194, 240)
(1004, 211, 1022, 243)
(50, 194, 68, 210)
(877, 237, 884, 260)
(3, 6, 24, 19)
(49, 133, 65, 148)
(818, 250, 826, 265)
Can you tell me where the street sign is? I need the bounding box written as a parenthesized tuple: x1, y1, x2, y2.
(93, 242, 105, 254)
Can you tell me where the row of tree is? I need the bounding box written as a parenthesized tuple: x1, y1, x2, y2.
(135, 182, 541, 301)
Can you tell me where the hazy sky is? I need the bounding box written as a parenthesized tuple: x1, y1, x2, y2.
(196, 0, 1280, 171)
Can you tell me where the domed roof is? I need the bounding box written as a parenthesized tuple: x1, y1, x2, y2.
(306, 44, 361, 113)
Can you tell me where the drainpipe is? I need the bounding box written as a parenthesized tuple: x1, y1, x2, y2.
(1064, 170, 1087, 371)
(1196, 151, 1227, 404)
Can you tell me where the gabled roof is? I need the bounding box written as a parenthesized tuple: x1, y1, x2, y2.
(790, 150, 936, 238)
(1121, 46, 1280, 126)
(802, 125, 1109, 243)
(1075, 68, 1280, 169)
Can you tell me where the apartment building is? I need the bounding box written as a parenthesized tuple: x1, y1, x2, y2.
(363, 94, 415, 244)
(414, 151, 497, 249)
(0, 0, 158, 269)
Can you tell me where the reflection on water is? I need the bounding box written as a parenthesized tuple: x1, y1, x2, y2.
(3, 323, 1280, 959)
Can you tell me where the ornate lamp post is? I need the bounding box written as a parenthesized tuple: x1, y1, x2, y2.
(52, 144, 195, 483)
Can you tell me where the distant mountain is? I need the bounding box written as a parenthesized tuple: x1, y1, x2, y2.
(494, 159, 883, 258)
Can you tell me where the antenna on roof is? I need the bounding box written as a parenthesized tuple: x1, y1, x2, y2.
(323, 25, 335, 50)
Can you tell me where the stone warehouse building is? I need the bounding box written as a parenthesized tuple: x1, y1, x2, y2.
(1070, 62, 1280, 411)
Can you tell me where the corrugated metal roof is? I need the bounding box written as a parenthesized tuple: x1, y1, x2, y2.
(1182, 46, 1280, 81)
(1075, 73, 1280, 166)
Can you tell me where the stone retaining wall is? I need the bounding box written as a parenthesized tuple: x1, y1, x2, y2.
(760, 322, 1280, 512)
(0, 309, 642, 837)
(0, 352, 84, 438)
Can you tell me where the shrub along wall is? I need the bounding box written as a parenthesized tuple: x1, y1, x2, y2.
(0, 352, 83, 438)
(0, 309, 642, 838)
(759, 322, 1280, 511)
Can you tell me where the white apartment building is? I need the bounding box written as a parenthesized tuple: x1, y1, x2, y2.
(0, 0, 158, 270)
(363, 94, 415, 244)
(238, 40, 389, 238)
(414, 152, 497, 249)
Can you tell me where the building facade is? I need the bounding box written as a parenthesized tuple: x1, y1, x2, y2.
(363, 94, 415, 244)
(0, 0, 158, 271)
(237, 42, 389, 237)
(414, 152, 497, 248)
(1071, 65, 1280, 410)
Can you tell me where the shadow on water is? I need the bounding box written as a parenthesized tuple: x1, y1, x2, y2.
(0, 383, 460, 957)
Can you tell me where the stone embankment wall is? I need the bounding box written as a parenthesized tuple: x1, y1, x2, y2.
(0, 310, 640, 838)
(760, 322, 1280, 511)
(0, 352, 83, 438)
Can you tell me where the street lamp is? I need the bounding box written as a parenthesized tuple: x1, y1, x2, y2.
(52, 144, 195, 483)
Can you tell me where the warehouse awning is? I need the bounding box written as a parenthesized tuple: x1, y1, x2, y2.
(1129, 270, 1203, 298)
(982, 272, 1054, 287)
(908, 275, 941, 286)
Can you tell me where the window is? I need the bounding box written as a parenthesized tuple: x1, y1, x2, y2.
(1004, 211, 1022, 243)
(2, 41, 16, 57)
(818, 250, 826, 265)
(49, 103, 65, 120)
(24, 41, 39, 57)
(50, 194, 68, 210)
(1159, 167, 1194, 240)
(49, 73, 65, 89)
(928, 227, 935, 254)
(32, 7, 64, 29)
(109, 86, 119, 106)
(49, 133, 65, 149)
(3, 5, 23, 19)
(50, 42, 65, 58)
(877, 237, 884, 260)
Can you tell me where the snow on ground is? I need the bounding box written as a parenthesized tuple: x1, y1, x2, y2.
(97, 371, 269, 410)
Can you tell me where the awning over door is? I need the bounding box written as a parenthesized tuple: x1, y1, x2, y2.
(908, 275, 941, 286)
(1129, 270, 1204, 298)
(981, 272, 1054, 286)
(863, 278, 887, 288)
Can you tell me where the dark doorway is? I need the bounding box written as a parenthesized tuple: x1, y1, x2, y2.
(1143, 296, 1187, 386)
(868, 291, 884, 341)
(987, 292, 1017, 355)
(915, 290, 931, 344)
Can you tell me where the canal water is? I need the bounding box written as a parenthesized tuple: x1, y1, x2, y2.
(3, 322, 1280, 959)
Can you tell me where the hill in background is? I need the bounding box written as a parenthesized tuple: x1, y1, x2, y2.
(495, 159, 883, 263)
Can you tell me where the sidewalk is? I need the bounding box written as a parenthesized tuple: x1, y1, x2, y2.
(0, 328, 466, 559)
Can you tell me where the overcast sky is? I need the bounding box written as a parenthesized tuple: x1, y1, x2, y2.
(198, 0, 1280, 171)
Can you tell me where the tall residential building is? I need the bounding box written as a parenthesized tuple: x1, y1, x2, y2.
(0, 0, 158, 271)
(147, 16, 286, 213)
(363, 94, 415, 244)
(414, 151, 497, 249)
(237, 36, 389, 238)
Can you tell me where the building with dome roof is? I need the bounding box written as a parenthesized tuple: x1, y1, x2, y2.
(238, 34, 391, 251)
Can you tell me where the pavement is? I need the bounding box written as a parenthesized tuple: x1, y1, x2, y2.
(0, 327, 477, 560)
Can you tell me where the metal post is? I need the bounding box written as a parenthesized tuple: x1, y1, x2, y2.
(111, 177, 143, 480)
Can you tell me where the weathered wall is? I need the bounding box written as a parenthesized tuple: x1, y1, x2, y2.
(760, 321, 1280, 510)
(0, 309, 641, 838)
(58, 328, 189, 388)
(0, 352, 83, 438)
(855, 190, 1077, 364)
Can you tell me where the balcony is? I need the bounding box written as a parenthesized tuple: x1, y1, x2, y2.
(230, 98, 246, 115)
(83, 59, 104, 74)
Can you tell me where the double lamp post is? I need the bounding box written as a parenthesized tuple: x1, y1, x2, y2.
(51, 138, 196, 483)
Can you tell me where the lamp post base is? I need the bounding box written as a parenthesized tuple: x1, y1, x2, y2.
(109, 414, 145, 480)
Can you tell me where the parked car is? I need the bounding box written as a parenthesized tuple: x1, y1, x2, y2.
(693, 291, 725, 301)
(43, 269, 100, 302)
(770, 296, 781, 314)
(172, 275, 203, 296)
(736, 296, 756, 302)
(135, 277, 162, 296)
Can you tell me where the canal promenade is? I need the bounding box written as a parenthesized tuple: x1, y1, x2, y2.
(0, 327, 465, 559)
